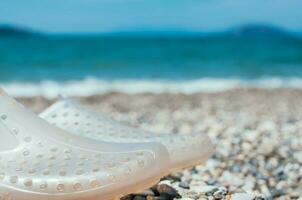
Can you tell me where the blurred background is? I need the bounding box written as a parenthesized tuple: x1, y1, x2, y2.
(0, 0, 301, 97)
(0, 1, 302, 199)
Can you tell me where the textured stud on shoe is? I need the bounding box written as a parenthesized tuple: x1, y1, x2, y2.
(0, 88, 170, 200)
(41, 98, 214, 171)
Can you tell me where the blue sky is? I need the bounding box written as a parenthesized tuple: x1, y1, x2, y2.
(0, 0, 301, 33)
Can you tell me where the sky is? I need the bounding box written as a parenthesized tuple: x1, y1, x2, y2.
(0, 0, 301, 33)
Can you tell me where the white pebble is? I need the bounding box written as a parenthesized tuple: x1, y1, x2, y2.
(231, 193, 254, 200)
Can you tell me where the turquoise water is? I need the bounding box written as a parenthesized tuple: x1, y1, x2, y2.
(0, 33, 302, 82)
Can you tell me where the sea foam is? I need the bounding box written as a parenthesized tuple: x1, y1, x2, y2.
(1, 77, 302, 99)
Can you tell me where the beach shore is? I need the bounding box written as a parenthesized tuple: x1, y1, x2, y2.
(18, 89, 302, 200)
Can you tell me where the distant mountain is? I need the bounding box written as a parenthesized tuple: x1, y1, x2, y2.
(0, 25, 40, 37)
(94, 25, 300, 39)
(228, 24, 291, 38)
(0, 23, 300, 39)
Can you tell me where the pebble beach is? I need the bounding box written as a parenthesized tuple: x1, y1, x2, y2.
(18, 89, 302, 200)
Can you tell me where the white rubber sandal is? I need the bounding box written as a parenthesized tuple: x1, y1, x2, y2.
(40, 98, 214, 172)
(0, 89, 170, 200)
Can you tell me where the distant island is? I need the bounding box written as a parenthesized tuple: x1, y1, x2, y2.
(228, 24, 290, 38)
(0, 24, 300, 39)
(0, 25, 37, 37)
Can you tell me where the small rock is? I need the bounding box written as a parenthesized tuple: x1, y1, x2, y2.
(271, 189, 285, 198)
(157, 184, 180, 199)
(133, 195, 147, 200)
(167, 172, 182, 182)
(179, 181, 190, 189)
(213, 188, 227, 199)
(160, 193, 175, 200)
(191, 185, 218, 195)
(213, 191, 224, 199)
(231, 193, 254, 200)
(293, 151, 302, 163)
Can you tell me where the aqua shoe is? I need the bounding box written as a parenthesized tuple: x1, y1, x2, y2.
(0, 89, 170, 200)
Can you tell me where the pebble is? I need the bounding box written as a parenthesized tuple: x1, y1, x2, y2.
(213, 188, 227, 199)
(231, 193, 254, 200)
(190, 185, 218, 195)
(179, 182, 190, 189)
(156, 184, 180, 199)
(133, 196, 146, 200)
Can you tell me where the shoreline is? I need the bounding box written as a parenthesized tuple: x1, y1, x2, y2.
(4, 77, 302, 98)
(17, 89, 302, 199)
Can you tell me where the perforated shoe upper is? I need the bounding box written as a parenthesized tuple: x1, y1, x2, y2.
(41, 98, 214, 171)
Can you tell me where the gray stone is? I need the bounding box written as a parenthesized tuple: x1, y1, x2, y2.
(157, 184, 180, 199)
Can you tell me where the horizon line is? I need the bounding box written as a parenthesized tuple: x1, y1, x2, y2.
(1, 22, 302, 36)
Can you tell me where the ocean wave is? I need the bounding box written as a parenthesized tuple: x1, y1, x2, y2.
(1, 77, 302, 98)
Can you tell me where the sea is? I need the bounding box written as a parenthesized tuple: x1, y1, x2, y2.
(1, 28, 302, 98)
